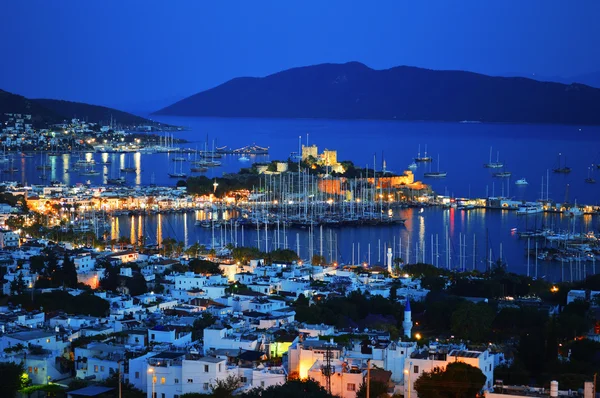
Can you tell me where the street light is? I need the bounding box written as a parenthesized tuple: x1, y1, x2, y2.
(148, 368, 156, 398)
(404, 361, 413, 398)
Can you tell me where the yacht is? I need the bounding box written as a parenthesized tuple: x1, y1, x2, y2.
(484, 147, 503, 168)
(515, 178, 528, 185)
(423, 171, 447, 178)
(107, 177, 126, 185)
(516, 204, 543, 215)
(423, 154, 446, 178)
(566, 207, 583, 217)
(408, 162, 417, 170)
(239, 155, 250, 162)
(414, 144, 433, 162)
(493, 171, 512, 178)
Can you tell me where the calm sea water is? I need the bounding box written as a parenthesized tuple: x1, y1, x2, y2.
(7, 117, 600, 282)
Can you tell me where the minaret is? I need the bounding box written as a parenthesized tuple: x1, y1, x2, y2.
(403, 297, 413, 338)
(387, 247, 393, 274)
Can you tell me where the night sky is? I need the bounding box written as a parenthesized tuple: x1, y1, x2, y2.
(1, 0, 599, 111)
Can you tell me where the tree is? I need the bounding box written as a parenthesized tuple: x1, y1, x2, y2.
(356, 380, 389, 398)
(311, 254, 327, 266)
(102, 373, 144, 398)
(414, 362, 486, 398)
(10, 273, 27, 295)
(192, 312, 216, 340)
(241, 379, 335, 398)
(61, 254, 78, 288)
(100, 263, 120, 292)
(450, 301, 494, 342)
(126, 272, 148, 296)
(210, 375, 242, 398)
(189, 258, 222, 275)
(0, 362, 25, 398)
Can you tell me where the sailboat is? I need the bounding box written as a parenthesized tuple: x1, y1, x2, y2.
(585, 167, 596, 184)
(120, 156, 136, 173)
(414, 144, 433, 162)
(168, 158, 187, 178)
(552, 153, 571, 173)
(483, 147, 503, 168)
(423, 154, 447, 178)
(36, 153, 51, 170)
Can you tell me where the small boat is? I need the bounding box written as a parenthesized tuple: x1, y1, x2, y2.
(80, 170, 100, 176)
(100, 160, 112, 165)
(168, 172, 187, 178)
(414, 144, 433, 162)
(120, 167, 136, 173)
(515, 178, 528, 185)
(483, 147, 503, 168)
(190, 167, 208, 173)
(423, 171, 447, 178)
(493, 171, 512, 178)
(36, 164, 51, 170)
(423, 154, 446, 178)
(107, 177, 126, 185)
(239, 155, 250, 162)
(552, 153, 571, 173)
(585, 167, 595, 184)
(172, 156, 187, 162)
(408, 162, 417, 170)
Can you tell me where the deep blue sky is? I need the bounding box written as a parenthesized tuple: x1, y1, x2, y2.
(1, 1, 599, 111)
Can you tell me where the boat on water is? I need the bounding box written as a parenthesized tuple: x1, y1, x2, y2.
(193, 159, 221, 167)
(169, 157, 186, 178)
(493, 171, 512, 178)
(120, 167, 136, 173)
(516, 204, 544, 215)
(80, 170, 100, 176)
(423, 154, 446, 178)
(239, 155, 250, 162)
(190, 167, 208, 173)
(585, 167, 595, 183)
(483, 147, 503, 168)
(172, 156, 187, 162)
(408, 162, 417, 170)
(414, 144, 432, 162)
(552, 153, 571, 173)
(107, 177, 126, 185)
(566, 206, 583, 217)
(515, 178, 528, 185)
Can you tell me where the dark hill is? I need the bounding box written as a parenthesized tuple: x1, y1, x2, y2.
(154, 62, 600, 124)
(34, 99, 158, 126)
(0, 89, 63, 125)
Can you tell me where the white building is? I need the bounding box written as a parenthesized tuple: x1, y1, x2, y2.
(0, 229, 19, 249)
(404, 347, 495, 398)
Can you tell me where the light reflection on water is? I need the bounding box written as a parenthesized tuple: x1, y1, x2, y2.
(113, 207, 599, 282)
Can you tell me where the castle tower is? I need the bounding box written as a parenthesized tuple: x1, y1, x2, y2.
(402, 297, 413, 338)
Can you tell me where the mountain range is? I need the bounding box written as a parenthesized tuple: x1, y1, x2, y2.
(154, 62, 600, 125)
(0, 89, 159, 127)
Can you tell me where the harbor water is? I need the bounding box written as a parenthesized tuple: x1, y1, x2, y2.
(10, 116, 600, 282)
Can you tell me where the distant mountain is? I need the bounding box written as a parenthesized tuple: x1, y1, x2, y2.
(34, 98, 159, 126)
(0, 89, 62, 125)
(154, 62, 600, 124)
(0, 88, 162, 127)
